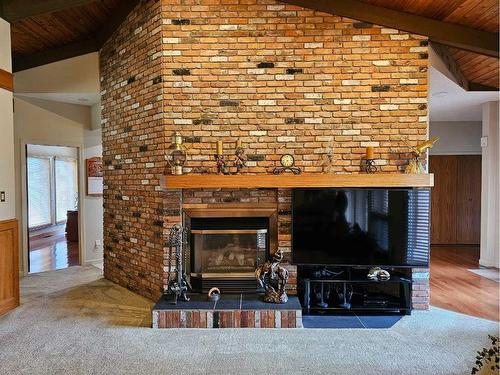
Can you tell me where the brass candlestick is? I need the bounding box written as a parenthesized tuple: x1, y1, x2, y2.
(215, 140, 229, 175)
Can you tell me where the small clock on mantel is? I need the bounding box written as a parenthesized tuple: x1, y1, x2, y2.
(273, 153, 301, 175)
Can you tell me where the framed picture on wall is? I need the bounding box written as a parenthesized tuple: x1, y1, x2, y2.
(86, 157, 103, 196)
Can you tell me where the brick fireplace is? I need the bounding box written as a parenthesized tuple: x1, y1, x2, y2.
(100, 0, 430, 309)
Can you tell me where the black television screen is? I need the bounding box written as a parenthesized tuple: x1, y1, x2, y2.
(292, 188, 430, 267)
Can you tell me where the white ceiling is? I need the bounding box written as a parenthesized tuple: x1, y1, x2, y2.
(15, 92, 100, 106)
(429, 67, 499, 122)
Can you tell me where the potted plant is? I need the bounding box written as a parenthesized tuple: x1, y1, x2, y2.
(472, 335, 499, 375)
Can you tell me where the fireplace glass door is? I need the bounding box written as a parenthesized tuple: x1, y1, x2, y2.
(191, 229, 267, 276)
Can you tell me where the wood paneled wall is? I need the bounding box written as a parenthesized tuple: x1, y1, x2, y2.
(430, 155, 481, 245)
(0, 219, 19, 316)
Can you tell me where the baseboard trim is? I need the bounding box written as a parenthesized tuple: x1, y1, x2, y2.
(85, 258, 103, 269)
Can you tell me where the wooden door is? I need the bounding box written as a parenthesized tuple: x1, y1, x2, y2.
(0, 219, 19, 316)
(429, 155, 481, 245)
(456, 155, 481, 244)
(430, 156, 458, 244)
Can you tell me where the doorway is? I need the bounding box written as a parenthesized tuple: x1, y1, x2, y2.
(429, 154, 499, 321)
(26, 144, 80, 273)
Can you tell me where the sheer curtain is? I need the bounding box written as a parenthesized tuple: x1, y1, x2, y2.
(55, 158, 78, 222)
(27, 156, 52, 228)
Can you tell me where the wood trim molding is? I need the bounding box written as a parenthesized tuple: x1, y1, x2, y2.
(0, 219, 20, 317)
(281, 0, 499, 58)
(161, 173, 434, 190)
(0, 69, 13, 92)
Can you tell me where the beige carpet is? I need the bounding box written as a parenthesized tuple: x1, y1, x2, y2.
(0, 266, 498, 375)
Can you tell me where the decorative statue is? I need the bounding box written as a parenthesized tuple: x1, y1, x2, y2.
(404, 137, 439, 174)
(166, 224, 191, 304)
(234, 142, 247, 174)
(255, 249, 289, 304)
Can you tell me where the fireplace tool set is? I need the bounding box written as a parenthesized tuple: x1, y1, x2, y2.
(166, 224, 191, 304)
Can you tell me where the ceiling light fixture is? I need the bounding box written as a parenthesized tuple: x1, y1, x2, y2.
(432, 91, 448, 98)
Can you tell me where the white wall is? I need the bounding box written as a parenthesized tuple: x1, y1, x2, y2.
(14, 97, 103, 273)
(429, 121, 482, 155)
(82, 140, 103, 267)
(14, 53, 100, 93)
(480, 101, 500, 269)
(0, 18, 15, 221)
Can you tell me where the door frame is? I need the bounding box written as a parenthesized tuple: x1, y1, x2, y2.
(20, 140, 86, 275)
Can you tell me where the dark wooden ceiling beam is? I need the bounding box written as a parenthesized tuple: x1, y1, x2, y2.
(95, 0, 139, 47)
(468, 82, 498, 92)
(280, 0, 499, 58)
(12, 38, 98, 72)
(431, 42, 498, 91)
(431, 42, 470, 90)
(0, 0, 94, 22)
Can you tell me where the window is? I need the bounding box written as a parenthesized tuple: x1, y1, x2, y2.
(27, 156, 52, 228)
(55, 158, 78, 222)
(27, 153, 78, 230)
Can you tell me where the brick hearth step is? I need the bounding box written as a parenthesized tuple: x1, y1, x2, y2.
(152, 294, 302, 328)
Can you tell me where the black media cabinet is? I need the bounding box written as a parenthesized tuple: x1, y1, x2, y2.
(302, 268, 412, 315)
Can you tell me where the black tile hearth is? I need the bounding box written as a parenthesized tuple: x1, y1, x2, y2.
(302, 313, 403, 329)
(153, 293, 301, 311)
(241, 294, 302, 310)
(154, 293, 216, 310)
(213, 294, 241, 310)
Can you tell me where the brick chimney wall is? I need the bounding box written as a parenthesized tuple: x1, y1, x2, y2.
(100, 0, 430, 308)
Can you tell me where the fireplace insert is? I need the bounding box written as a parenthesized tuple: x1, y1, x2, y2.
(189, 217, 269, 293)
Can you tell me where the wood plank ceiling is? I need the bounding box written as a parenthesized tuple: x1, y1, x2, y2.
(2, 0, 499, 89)
(11, 0, 121, 55)
(359, 0, 499, 88)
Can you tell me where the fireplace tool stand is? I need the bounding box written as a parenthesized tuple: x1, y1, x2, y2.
(167, 224, 191, 304)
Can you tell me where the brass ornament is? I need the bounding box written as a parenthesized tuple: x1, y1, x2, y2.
(404, 137, 439, 174)
(167, 132, 188, 175)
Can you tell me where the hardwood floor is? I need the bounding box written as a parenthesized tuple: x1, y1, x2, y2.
(29, 225, 79, 273)
(430, 246, 499, 321)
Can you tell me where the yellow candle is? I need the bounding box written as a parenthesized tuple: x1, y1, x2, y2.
(366, 146, 374, 160)
(236, 139, 242, 148)
(217, 140, 223, 155)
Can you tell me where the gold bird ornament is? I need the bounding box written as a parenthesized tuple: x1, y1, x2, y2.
(404, 137, 439, 174)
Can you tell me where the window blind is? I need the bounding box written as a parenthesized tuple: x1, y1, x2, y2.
(27, 156, 52, 228)
(55, 158, 78, 222)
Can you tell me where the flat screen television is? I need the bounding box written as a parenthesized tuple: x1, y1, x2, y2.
(292, 188, 430, 267)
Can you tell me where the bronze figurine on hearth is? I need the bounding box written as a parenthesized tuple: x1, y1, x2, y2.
(255, 249, 289, 304)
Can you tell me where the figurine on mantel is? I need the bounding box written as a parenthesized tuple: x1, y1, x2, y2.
(255, 249, 289, 304)
(404, 137, 439, 174)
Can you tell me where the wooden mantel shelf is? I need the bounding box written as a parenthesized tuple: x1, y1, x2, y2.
(160, 173, 434, 189)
